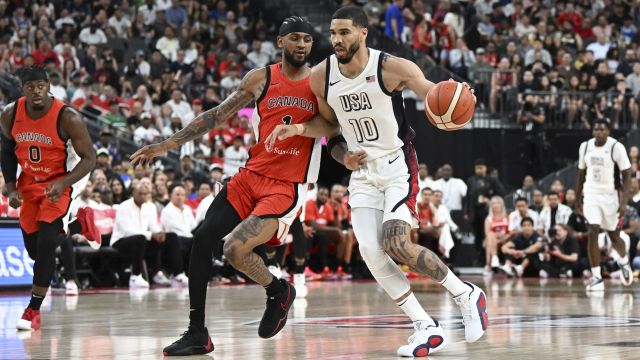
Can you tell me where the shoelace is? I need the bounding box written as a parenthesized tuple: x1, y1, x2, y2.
(454, 295, 472, 326)
(406, 322, 434, 344)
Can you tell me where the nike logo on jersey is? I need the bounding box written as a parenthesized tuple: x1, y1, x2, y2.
(329, 80, 341, 86)
(388, 156, 400, 164)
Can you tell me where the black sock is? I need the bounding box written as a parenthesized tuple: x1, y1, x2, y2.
(293, 258, 305, 274)
(29, 292, 45, 310)
(189, 308, 205, 331)
(264, 276, 284, 296)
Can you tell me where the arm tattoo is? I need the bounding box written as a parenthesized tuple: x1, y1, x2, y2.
(165, 86, 256, 149)
(382, 220, 448, 281)
(330, 142, 349, 165)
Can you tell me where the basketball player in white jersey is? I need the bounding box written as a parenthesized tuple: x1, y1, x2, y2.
(576, 119, 633, 291)
(266, 6, 487, 357)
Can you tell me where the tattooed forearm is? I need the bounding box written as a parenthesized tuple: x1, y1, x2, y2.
(330, 141, 349, 165)
(381, 220, 448, 281)
(164, 88, 255, 149)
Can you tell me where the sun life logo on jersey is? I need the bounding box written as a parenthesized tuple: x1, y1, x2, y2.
(339, 92, 373, 112)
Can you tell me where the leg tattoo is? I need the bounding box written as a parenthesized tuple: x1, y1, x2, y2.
(382, 220, 449, 282)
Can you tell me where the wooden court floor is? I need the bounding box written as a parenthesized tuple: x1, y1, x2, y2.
(1, 277, 639, 359)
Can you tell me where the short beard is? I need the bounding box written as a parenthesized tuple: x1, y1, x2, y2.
(283, 50, 307, 68)
(31, 103, 45, 111)
(336, 40, 360, 64)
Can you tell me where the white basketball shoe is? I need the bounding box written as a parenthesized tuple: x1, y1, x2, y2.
(453, 281, 489, 343)
(397, 320, 447, 357)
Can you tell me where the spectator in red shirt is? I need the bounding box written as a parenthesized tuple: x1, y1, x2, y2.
(185, 183, 212, 213)
(328, 184, 353, 279)
(31, 40, 59, 67)
(556, 3, 582, 33)
(305, 186, 345, 280)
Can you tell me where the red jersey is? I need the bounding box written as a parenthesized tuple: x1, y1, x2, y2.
(489, 215, 510, 236)
(417, 202, 434, 226)
(246, 63, 321, 183)
(11, 97, 75, 183)
(305, 199, 334, 226)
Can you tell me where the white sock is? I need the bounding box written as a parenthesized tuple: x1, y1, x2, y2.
(591, 266, 602, 279)
(397, 293, 435, 325)
(440, 269, 468, 297)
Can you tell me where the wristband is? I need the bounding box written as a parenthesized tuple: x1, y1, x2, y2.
(294, 124, 304, 135)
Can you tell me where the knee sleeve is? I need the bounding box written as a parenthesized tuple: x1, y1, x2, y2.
(352, 208, 410, 300)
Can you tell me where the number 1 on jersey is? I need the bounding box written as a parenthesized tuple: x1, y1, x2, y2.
(348, 117, 379, 143)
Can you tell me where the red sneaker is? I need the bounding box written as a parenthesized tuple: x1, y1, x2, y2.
(17, 307, 41, 331)
(303, 267, 322, 282)
(335, 266, 352, 280)
(321, 266, 337, 281)
(77, 207, 101, 250)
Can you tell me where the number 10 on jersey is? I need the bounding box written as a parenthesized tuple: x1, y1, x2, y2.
(348, 117, 379, 143)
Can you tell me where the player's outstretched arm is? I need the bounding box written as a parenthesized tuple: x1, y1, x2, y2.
(0, 103, 21, 208)
(130, 68, 265, 167)
(45, 107, 97, 203)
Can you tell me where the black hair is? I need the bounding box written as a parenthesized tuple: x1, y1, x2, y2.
(168, 182, 185, 195)
(547, 191, 559, 197)
(421, 187, 433, 193)
(520, 216, 534, 227)
(593, 118, 611, 129)
(515, 197, 529, 204)
(15, 66, 49, 85)
(332, 6, 368, 28)
(278, 16, 314, 36)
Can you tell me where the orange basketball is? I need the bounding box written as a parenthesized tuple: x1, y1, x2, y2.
(425, 81, 475, 131)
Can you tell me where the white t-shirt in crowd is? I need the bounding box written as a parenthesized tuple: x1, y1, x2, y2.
(223, 146, 249, 178)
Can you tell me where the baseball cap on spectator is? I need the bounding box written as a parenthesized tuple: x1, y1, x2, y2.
(82, 78, 93, 86)
(140, 112, 152, 120)
(135, 49, 145, 57)
(163, 67, 172, 74)
(192, 98, 202, 106)
(180, 153, 191, 160)
(100, 129, 112, 136)
(209, 163, 223, 172)
(476, 47, 486, 55)
(164, 166, 175, 174)
(96, 148, 109, 157)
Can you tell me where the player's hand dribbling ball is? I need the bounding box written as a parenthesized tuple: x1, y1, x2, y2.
(425, 81, 475, 131)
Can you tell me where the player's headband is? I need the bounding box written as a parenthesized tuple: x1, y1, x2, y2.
(18, 68, 49, 84)
(279, 17, 314, 37)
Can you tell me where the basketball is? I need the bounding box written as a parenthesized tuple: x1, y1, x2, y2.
(425, 81, 475, 131)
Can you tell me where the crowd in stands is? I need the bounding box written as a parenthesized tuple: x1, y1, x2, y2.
(370, 0, 640, 128)
(2, 0, 640, 292)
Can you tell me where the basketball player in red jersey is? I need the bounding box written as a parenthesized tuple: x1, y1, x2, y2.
(131, 17, 323, 356)
(0, 67, 96, 331)
(268, 6, 487, 357)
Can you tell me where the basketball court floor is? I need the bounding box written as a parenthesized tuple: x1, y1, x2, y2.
(1, 277, 638, 359)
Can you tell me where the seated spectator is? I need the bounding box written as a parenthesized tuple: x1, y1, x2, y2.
(305, 186, 347, 280)
(186, 182, 211, 213)
(133, 112, 161, 146)
(448, 38, 475, 79)
(484, 195, 510, 276)
(166, 88, 194, 127)
(530, 189, 545, 214)
(509, 197, 542, 237)
(540, 191, 573, 236)
(538, 224, 580, 278)
(500, 217, 544, 277)
(110, 183, 164, 289)
(223, 136, 249, 179)
(432, 190, 459, 260)
(327, 184, 353, 279)
(159, 183, 194, 286)
(95, 148, 118, 181)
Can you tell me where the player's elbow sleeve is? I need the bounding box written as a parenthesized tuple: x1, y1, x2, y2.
(1, 136, 17, 183)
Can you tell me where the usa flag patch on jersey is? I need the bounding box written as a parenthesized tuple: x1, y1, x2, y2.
(366, 75, 376, 83)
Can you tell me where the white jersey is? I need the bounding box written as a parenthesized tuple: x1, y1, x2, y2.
(325, 48, 413, 160)
(578, 137, 631, 195)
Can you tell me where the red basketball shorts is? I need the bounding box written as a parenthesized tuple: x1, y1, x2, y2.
(18, 175, 72, 234)
(226, 168, 306, 246)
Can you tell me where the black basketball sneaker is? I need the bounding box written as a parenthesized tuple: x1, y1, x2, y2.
(163, 326, 214, 356)
(258, 279, 296, 338)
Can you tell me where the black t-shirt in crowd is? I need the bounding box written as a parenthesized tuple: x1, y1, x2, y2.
(551, 236, 579, 263)
(512, 232, 542, 250)
(521, 103, 545, 134)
